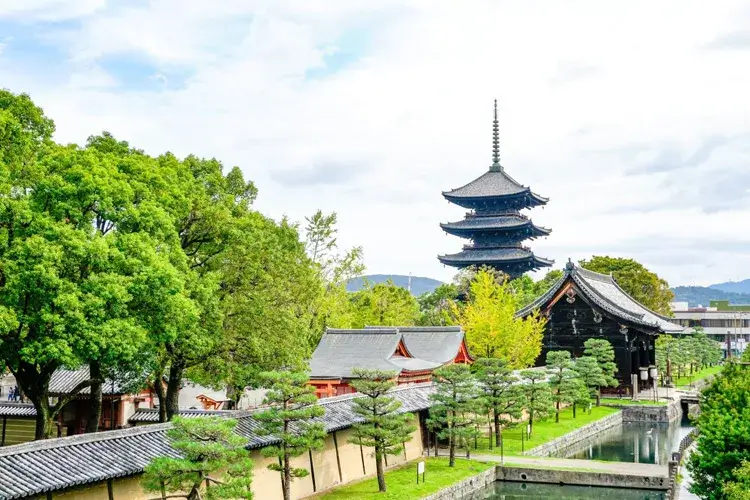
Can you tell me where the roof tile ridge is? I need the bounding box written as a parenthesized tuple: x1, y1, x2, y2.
(0, 422, 173, 458)
(572, 274, 649, 323)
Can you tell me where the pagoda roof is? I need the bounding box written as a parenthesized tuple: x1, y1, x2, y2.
(437, 247, 554, 268)
(442, 168, 548, 206)
(516, 262, 685, 334)
(440, 214, 551, 237)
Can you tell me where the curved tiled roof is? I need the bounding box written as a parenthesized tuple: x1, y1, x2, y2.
(443, 169, 547, 205)
(128, 408, 239, 424)
(398, 327, 467, 364)
(309, 328, 408, 378)
(438, 247, 554, 267)
(440, 214, 551, 238)
(48, 367, 126, 395)
(516, 262, 685, 334)
(0, 383, 436, 499)
(0, 404, 37, 418)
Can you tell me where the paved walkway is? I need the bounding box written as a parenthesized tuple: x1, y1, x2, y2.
(470, 453, 669, 478)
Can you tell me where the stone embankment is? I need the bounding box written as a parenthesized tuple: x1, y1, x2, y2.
(420, 467, 496, 500)
(522, 411, 623, 457)
(617, 399, 682, 423)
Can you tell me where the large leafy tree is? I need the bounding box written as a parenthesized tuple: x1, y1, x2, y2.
(579, 256, 674, 316)
(349, 369, 415, 493)
(474, 357, 524, 447)
(510, 270, 564, 309)
(142, 416, 254, 500)
(0, 94, 182, 437)
(429, 363, 480, 466)
(254, 370, 326, 500)
(417, 283, 459, 326)
(689, 362, 750, 500)
(457, 269, 545, 368)
(350, 280, 420, 328)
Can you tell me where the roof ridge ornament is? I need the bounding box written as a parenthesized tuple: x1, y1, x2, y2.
(490, 99, 502, 172)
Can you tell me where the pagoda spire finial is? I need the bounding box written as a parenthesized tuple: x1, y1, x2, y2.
(491, 99, 501, 171)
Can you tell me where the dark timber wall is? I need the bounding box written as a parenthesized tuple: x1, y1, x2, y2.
(535, 295, 656, 392)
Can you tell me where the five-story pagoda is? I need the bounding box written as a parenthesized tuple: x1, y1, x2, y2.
(438, 100, 553, 278)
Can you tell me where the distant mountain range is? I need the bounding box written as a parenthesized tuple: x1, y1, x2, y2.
(346, 274, 444, 296)
(709, 279, 750, 295)
(671, 286, 750, 307)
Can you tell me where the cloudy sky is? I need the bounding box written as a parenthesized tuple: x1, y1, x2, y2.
(2, 1, 749, 287)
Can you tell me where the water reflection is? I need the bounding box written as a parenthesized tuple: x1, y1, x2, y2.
(477, 482, 666, 499)
(555, 415, 694, 464)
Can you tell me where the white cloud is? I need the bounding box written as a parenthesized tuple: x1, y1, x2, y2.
(4, 0, 750, 287)
(0, 0, 104, 21)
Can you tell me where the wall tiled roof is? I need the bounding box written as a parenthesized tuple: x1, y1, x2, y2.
(0, 404, 36, 418)
(0, 383, 435, 499)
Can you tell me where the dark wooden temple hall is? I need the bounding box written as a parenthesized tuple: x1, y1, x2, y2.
(517, 261, 685, 394)
(438, 100, 553, 277)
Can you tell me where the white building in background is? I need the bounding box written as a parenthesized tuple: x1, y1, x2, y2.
(670, 301, 749, 356)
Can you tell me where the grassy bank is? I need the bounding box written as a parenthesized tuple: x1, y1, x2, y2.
(674, 365, 722, 387)
(314, 457, 493, 500)
(472, 405, 619, 456)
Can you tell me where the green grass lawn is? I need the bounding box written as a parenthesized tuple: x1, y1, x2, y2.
(600, 397, 667, 406)
(471, 405, 619, 456)
(314, 458, 493, 500)
(674, 365, 723, 387)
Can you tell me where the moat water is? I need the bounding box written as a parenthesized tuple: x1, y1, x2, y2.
(475, 482, 666, 499)
(554, 414, 694, 464)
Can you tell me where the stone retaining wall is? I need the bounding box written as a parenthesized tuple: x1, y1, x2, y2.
(522, 411, 623, 457)
(420, 467, 496, 500)
(496, 466, 668, 491)
(604, 399, 682, 423)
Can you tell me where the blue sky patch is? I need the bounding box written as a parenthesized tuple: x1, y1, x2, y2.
(305, 29, 370, 80)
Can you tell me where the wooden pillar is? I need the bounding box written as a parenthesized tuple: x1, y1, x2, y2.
(332, 431, 343, 483)
(107, 479, 114, 500)
(1, 416, 6, 446)
(46, 492, 53, 500)
(308, 449, 317, 492)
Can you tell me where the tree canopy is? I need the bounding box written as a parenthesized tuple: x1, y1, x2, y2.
(456, 268, 545, 368)
(578, 256, 674, 316)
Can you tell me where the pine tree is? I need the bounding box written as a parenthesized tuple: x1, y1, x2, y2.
(349, 369, 416, 493)
(519, 370, 554, 439)
(429, 364, 481, 466)
(573, 355, 608, 407)
(571, 378, 592, 418)
(474, 358, 524, 446)
(583, 338, 618, 403)
(546, 351, 578, 423)
(254, 371, 326, 500)
(142, 417, 253, 499)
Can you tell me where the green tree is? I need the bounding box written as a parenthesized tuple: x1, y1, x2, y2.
(510, 270, 564, 308)
(474, 357, 525, 447)
(429, 363, 480, 466)
(724, 460, 750, 500)
(142, 416, 253, 499)
(303, 210, 364, 344)
(417, 283, 459, 326)
(350, 280, 420, 328)
(656, 335, 679, 385)
(457, 269, 546, 368)
(349, 369, 415, 493)
(689, 362, 750, 500)
(546, 351, 578, 423)
(570, 377, 592, 418)
(254, 370, 326, 500)
(583, 338, 618, 404)
(579, 256, 674, 316)
(519, 370, 553, 438)
(573, 356, 608, 409)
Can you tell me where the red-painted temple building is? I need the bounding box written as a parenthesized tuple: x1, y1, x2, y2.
(308, 326, 473, 399)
